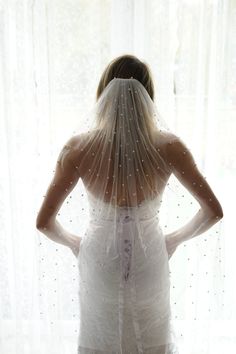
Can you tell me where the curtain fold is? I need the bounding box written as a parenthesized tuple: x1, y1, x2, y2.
(0, 0, 234, 353)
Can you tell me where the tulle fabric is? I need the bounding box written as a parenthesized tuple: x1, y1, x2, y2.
(56, 77, 223, 353)
(58, 77, 181, 353)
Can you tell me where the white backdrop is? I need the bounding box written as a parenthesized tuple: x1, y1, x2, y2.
(0, 0, 235, 353)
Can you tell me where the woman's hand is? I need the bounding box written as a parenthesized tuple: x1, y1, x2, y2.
(164, 233, 180, 260)
(68, 235, 83, 258)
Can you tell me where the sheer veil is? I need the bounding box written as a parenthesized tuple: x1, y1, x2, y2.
(56, 76, 225, 349)
(58, 74, 224, 265)
(60, 77, 180, 212)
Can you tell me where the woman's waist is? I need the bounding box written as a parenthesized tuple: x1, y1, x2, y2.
(88, 205, 159, 222)
(88, 211, 159, 224)
(87, 212, 161, 231)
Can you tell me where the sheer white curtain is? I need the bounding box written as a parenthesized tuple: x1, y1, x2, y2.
(0, 0, 234, 353)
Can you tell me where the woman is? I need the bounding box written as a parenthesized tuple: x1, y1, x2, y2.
(36, 54, 223, 353)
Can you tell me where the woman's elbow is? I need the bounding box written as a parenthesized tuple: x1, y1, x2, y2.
(36, 219, 45, 230)
(36, 217, 49, 230)
(202, 203, 224, 220)
(212, 205, 224, 220)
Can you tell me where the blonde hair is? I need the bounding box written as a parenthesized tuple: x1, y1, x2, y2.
(96, 54, 155, 101)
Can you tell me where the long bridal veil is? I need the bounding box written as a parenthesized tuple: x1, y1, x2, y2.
(55, 77, 224, 352)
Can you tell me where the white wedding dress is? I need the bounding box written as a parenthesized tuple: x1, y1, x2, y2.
(76, 189, 179, 354)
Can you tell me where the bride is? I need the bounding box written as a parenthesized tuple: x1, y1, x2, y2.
(36, 54, 223, 353)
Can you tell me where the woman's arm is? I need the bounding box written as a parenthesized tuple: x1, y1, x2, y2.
(36, 136, 82, 253)
(165, 134, 223, 249)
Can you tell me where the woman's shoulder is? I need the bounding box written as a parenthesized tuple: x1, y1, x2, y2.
(60, 133, 88, 162)
(68, 131, 94, 148)
(153, 129, 180, 148)
(68, 130, 99, 161)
